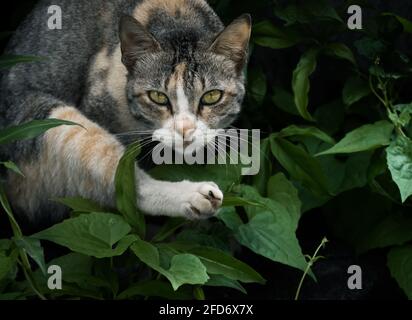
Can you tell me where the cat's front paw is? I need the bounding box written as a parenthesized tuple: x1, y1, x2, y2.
(183, 182, 223, 220)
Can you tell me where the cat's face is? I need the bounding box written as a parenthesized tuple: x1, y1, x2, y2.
(120, 15, 251, 154)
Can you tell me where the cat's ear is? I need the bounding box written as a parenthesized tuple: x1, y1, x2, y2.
(119, 15, 161, 70)
(209, 14, 252, 72)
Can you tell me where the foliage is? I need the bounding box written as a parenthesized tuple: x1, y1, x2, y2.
(1, 0, 412, 300)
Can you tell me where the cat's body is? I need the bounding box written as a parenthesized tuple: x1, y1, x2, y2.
(0, 0, 251, 226)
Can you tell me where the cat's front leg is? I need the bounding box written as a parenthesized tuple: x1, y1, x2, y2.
(136, 171, 223, 219)
(12, 105, 223, 221)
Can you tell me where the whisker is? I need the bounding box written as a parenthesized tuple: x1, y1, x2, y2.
(139, 143, 162, 163)
(212, 141, 231, 176)
(115, 132, 153, 137)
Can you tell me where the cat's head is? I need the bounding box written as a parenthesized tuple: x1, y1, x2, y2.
(119, 13, 251, 154)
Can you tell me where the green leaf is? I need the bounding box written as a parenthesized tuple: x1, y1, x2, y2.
(192, 246, 265, 284)
(46, 253, 93, 283)
(278, 125, 335, 144)
(357, 213, 412, 254)
(272, 86, 300, 116)
(270, 136, 330, 195)
(0, 119, 81, 145)
(314, 100, 345, 135)
(218, 207, 243, 231)
(369, 65, 404, 80)
(0, 254, 15, 282)
(386, 136, 412, 202)
(303, 138, 373, 193)
(167, 255, 210, 289)
(0, 239, 12, 251)
(223, 195, 262, 207)
(267, 173, 301, 220)
(205, 275, 247, 294)
(382, 13, 412, 34)
(322, 43, 356, 65)
(0, 54, 45, 69)
(53, 197, 106, 213)
(394, 103, 412, 127)
(151, 162, 241, 193)
(292, 48, 318, 121)
(316, 121, 394, 156)
(387, 245, 412, 299)
(323, 152, 373, 195)
(342, 76, 371, 106)
(0, 161, 24, 177)
(31, 252, 110, 298)
(163, 244, 265, 284)
(115, 141, 145, 237)
(131, 239, 209, 290)
(151, 218, 187, 243)
(0, 292, 26, 300)
(13, 237, 46, 275)
(116, 280, 192, 300)
(248, 67, 267, 105)
(354, 37, 386, 59)
(275, 0, 343, 25)
(253, 21, 300, 49)
(219, 186, 310, 276)
(252, 138, 272, 196)
(33, 213, 135, 258)
(322, 189, 392, 250)
(175, 225, 231, 253)
(0, 184, 23, 237)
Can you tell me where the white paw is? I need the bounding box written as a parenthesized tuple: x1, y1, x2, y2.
(182, 182, 224, 220)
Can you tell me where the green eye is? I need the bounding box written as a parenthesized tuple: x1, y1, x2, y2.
(148, 91, 169, 105)
(201, 90, 223, 105)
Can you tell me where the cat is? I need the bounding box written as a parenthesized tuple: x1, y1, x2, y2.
(0, 0, 251, 226)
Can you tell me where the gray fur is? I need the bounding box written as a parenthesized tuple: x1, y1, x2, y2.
(0, 0, 250, 224)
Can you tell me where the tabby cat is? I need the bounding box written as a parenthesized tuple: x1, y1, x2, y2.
(0, 0, 251, 226)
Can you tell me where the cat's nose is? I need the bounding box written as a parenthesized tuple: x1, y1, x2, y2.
(176, 116, 196, 141)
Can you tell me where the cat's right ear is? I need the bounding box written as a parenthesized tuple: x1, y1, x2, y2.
(119, 15, 161, 70)
(209, 14, 252, 73)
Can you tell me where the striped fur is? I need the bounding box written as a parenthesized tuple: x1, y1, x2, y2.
(0, 0, 251, 225)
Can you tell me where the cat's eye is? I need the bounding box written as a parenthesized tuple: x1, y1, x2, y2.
(148, 91, 169, 106)
(201, 90, 223, 106)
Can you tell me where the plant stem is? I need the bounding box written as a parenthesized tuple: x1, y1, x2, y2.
(194, 286, 206, 300)
(20, 260, 47, 300)
(0, 183, 46, 300)
(369, 75, 386, 106)
(294, 237, 328, 301)
(369, 75, 408, 138)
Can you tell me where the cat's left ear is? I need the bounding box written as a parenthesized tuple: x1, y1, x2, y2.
(209, 14, 252, 73)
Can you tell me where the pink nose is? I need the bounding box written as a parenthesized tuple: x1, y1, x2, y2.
(176, 117, 196, 141)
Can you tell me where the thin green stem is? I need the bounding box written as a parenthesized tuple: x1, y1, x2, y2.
(295, 237, 328, 301)
(18, 258, 47, 300)
(370, 75, 408, 138)
(369, 75, 386, 106)
(194, 286, 206, 300)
